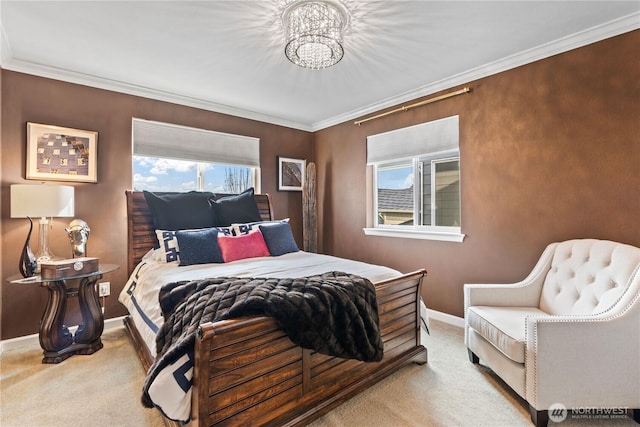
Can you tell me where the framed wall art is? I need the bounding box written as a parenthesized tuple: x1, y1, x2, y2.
(278, 157, 305, 191)
(26, 122, 98, 183)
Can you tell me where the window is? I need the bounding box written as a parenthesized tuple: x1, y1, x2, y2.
(366, 115, 464, 242)
(132, 119, 260, 192)
(424, 156, 461, 228)
(133, 157, 256, 192)
(376, 162, 414, 226)
(374, 153, 461, 230)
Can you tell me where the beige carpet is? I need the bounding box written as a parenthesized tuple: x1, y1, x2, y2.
(1, 320, 636, 427)
(0, 328, 165, 427)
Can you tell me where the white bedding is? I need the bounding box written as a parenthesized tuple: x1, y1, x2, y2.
(119, 250, 403, 357)
(119, 250, 427, 422)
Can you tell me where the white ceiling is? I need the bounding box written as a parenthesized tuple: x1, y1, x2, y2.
(1, 1, 639, 131)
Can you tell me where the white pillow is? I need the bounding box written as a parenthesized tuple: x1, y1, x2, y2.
(233, 218, 290, 236)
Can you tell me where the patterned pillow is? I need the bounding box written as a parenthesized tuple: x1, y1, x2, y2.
(217, 231, 270, 263)
(155, 226, 233, 263)
(233, 218, 290, 236)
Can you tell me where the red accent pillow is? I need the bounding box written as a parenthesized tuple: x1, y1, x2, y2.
(217, 231, 270, 263)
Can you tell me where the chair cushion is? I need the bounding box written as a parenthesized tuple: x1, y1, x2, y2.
(467, 306, 549, 364)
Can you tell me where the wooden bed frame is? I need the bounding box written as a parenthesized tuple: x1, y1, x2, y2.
(124, 190, 428, 427)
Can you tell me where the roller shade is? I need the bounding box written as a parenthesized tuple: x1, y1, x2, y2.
(367, 115, 459, 164)
(132, 118, 260, 167)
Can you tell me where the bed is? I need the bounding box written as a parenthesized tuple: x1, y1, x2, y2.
(120, 189, 428, 427)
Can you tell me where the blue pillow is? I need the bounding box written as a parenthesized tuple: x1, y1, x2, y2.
(143, 191, 217, 230)
(155, 226, 233, 263)
(259, 222, 299, 256)
(175, 228, 224, 266)
(210, 188, 262, 226)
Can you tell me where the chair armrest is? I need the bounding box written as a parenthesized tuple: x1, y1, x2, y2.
(464, 244, 556, 310)
(464, 283, 542, 308)
(525, 294, 640, 410)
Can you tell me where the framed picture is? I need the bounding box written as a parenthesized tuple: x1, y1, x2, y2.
(278, 157, 305, 191)
(26, 122, 98, 183)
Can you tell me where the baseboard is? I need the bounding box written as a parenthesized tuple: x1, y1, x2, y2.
(0, 316, 126, 355)
(0, 311, 463, 354)
(427, 308, 465, 328)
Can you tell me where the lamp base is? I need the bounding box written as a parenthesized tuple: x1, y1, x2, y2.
(33, 217, 62, 274)
(19, 217, 38, 278)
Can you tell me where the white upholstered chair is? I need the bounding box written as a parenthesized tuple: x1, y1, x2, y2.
(464, 239, 640, 427)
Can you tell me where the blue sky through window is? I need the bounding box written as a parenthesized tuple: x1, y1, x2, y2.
(133, 157, 250, 192)
(378, 165, 413, 190)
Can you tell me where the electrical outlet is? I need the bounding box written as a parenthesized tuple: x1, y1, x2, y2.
(98, 282, 110, 297)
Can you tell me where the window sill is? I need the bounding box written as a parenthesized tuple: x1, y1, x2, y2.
(363, 227, 465, 242)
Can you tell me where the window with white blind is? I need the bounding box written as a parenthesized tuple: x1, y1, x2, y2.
(131, 118, 260, 193)
(365, 115, 464, 242)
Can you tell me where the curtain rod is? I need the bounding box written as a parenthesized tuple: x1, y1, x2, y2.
(354, 87, 471, 126)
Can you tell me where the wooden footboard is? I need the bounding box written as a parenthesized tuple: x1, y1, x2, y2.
(191, 269, 427, 427)
(124, 269, 426, 427)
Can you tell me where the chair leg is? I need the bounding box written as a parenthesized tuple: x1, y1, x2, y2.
(632, 408, 639, 424)
(529, 405, 548, 427)
(467, 349, 479, 364)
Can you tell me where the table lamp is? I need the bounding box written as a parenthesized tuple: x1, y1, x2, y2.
(11, 184, 75, 276)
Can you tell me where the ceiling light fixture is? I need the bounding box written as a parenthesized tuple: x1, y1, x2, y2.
(283, 1, 348, 70)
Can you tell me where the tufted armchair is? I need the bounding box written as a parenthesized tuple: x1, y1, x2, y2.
(464, 239, 640, 427)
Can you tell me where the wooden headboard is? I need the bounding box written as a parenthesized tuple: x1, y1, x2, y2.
(125, 190, 274, 275)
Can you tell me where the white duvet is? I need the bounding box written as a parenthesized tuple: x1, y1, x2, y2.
(119, 250, 402, 356)
(118, 250, 425, 422)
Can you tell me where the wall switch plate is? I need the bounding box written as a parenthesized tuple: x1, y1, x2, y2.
(98, 282, 110, 297)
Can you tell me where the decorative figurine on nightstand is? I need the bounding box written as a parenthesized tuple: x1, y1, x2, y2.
(66, 219, 90, 258)
(18, 217, 38, 277)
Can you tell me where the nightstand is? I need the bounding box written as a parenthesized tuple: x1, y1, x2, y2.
(9, 263, 119, 363)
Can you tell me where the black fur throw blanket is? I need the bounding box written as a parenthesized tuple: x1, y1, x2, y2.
(142, 271, 384, 408)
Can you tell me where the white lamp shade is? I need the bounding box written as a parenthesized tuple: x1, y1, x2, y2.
(11, 184, 75, 218)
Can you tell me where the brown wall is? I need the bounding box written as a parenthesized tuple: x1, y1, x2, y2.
(314, 31, 640, 318)
(1, 72, 313, 339)
(1, 30, 638, 340)
(0, 68, 3, 338)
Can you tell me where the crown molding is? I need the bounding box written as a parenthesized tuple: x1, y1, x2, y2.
(2, 12, 638, 132)
(312, 12, 640, 131)
(1, 57, 315, 132)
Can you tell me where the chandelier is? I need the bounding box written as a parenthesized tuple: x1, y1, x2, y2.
(283, 1, 348, 70)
